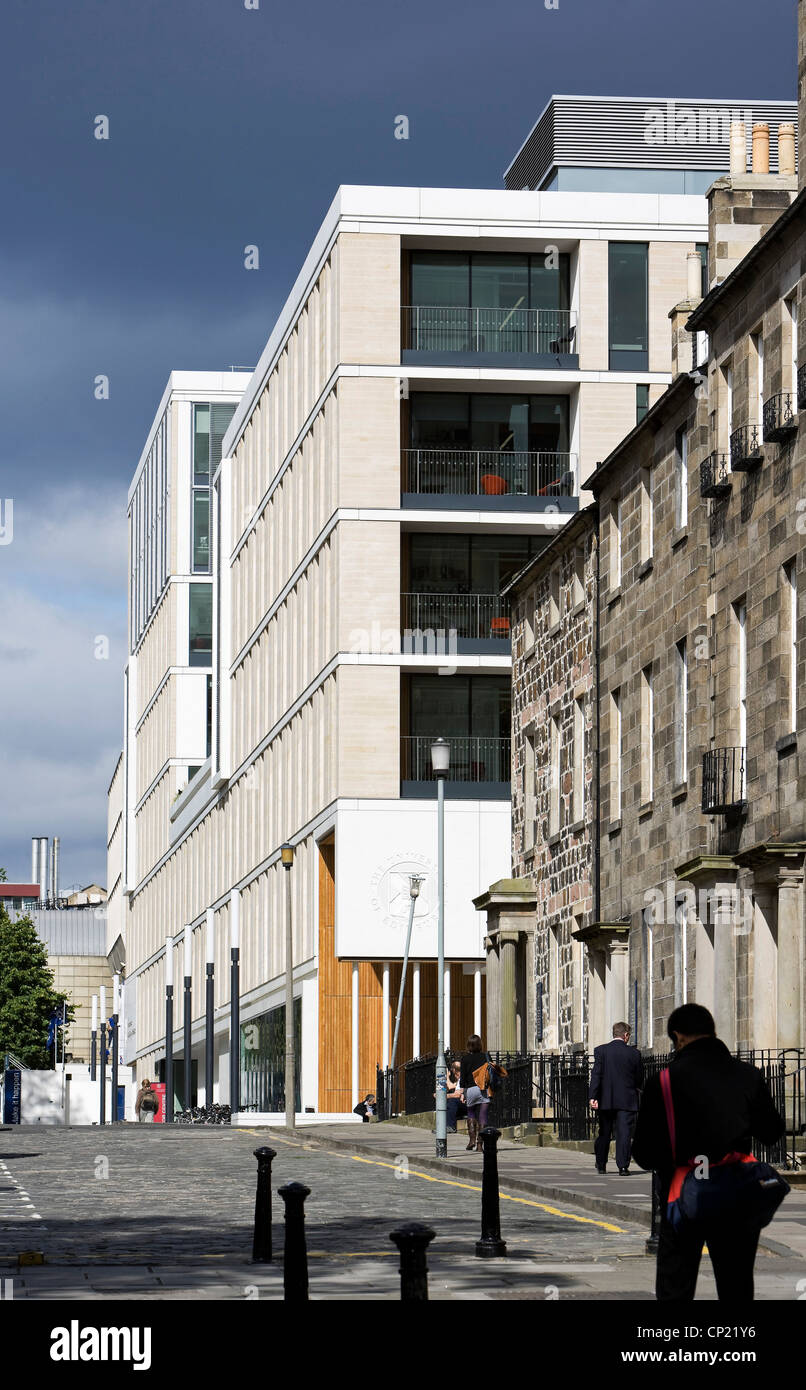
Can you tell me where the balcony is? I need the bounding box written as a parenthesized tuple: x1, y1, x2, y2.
(699, 451, 731, 499)
(402, 593, 510, 653)
(762, 392, 797, 444)
(401, 306, 578, 368)
(798, 364, 806, 413)
(729, 424, 762, 472)
(402, 449, 577, 513)
(401, 735, 511, 799)
(701, 747, 747, 815)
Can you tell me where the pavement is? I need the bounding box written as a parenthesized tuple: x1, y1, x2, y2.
(0, 1122, 803, 1301)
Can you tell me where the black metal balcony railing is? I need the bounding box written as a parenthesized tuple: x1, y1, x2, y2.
(401, 736, 511, 784)
(798, 363, 806, 413)
(701, 747, 747, 814)
(762, 392, 797, 443)
(401, 593, 510, 642)
(729, 424, 762, 472)
(402, 306, 577, 356)
(402, 448, 576, 498)
(699, 451, 731, 499)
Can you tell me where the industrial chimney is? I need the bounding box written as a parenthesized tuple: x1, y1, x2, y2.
(38, 836, 48, 904)
(31, 836, 41, 888)
(49, 837, 60, 907)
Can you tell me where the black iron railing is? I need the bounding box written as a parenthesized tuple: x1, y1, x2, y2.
(401, 736, 511, 784)
(402, 448, 576, 498)
(798, 363, 806, 413)
(402, 593, 510, 643)
(699, 451, 731, 499)
(701, 746, 746, 814)
(729, 424, 762, 471)
(762, 392, 797, 443)
(378, 1047, 803, 1168)
(402, 306, 577, 356)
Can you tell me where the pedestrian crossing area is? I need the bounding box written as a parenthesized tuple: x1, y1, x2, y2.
(0, 1159, 46, 1233)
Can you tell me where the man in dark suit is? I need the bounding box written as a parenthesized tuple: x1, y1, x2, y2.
(588, 1021, 643, 1174)
(632, 1003, 784, 1302)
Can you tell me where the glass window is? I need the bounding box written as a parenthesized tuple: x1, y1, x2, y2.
(529, 254, 570, 312)
(410, 394, 568, 454)
(240, 999, 301, 1113)
(608, 243, 648, 369)
(193, 405, 210, 484)
(409, 675, 510, 741)
(192, 494, 211, 573)
(189, 584, 213, 665)
(697, 243, 709, 298)
(471, 253, 529, 312)
(410, 253, 469, 307)
(636, 384, 650, 423)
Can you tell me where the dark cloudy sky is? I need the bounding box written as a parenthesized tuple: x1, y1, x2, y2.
(0, 0, 796, 889)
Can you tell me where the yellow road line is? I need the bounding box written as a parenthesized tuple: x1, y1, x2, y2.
(349, 1156, 626, 1233)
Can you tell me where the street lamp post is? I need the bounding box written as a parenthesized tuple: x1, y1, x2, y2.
(205, 908, 215, 1107)
(164, 936, 174, 1124)
(230, 891, 240, 1118)
(99, 985, 107, 1126)
(183, 926, 193, 1111)
(111, 973, 120, 1123)
(281, 844, 295, 1130)
(431, 737, 450, 1159)
(90, 994, 98, 1081)
(389, 875, 424, 1076)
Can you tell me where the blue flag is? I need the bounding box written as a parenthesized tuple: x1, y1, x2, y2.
(46, 1011, 61, 1049)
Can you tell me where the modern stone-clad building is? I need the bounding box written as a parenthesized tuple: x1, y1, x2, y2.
(480, 90, 806, 1056)
(109, 106, 730, 1114)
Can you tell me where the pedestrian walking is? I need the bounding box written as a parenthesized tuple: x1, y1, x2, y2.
(460, 1034, 492, 1152)
(631, 1003, 786, 1302)
(588, 1021, 643, 1174)
(135, 1078, 159, 1123)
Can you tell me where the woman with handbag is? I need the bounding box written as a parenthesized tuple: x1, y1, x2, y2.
(459, 1034, 492, 1152)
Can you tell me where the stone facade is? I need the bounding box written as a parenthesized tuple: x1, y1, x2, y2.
(503, 508, 597, 1051)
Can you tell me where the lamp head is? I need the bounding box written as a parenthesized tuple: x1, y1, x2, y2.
(409, 874, 424, 899)
(280, 842, 294, 870)
(430, 737, 450, 777)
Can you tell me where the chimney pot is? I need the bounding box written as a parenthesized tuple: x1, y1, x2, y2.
(752, 122, 770, 174)
(730, 121, 747, 174)
(778, 122, 796, 175)
(686, 251, 702, 302)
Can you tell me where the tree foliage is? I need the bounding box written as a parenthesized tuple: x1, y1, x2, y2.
(0, 898, 72, 1068)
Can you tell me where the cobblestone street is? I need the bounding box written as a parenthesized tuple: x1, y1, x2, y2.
(0, 1125, 803, 1301)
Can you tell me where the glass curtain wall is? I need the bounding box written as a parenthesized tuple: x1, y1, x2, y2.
(407, 393, 571, 497)
(405, 534, 545, 639)
(608, 243, 648, 370)
(405, 675, 511, 782)
(192, 403, 236, 573)
(240, 999, 302, 1113)
(408, 252, 571, 354)
(189, 584, 213, 665)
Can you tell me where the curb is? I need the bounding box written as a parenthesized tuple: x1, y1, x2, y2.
(301, 1127, 798, 1256)
(301, 1127, 653, 1230)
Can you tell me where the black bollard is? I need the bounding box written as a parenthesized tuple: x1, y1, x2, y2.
(252, 1146, 277, 1263)
(475, 1126, 507, 1258)
(279, 1181, 310, 1301)
(389, 1222, 436, 1301)
(646, 1170, 661, 1255)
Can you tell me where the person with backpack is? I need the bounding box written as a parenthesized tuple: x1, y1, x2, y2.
(631, 1003, 787, 1301)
